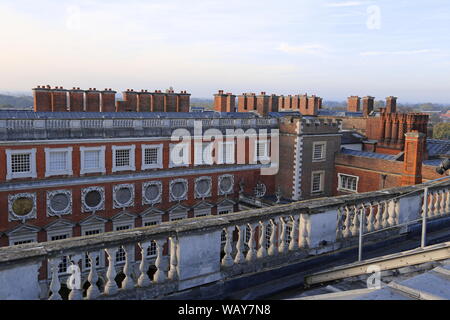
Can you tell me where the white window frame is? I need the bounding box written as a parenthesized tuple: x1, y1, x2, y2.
(338, 173, 359, 193)
(45, 147, 73, 177)
(311, 170, 325, 194)
(170, 211, 188, 221)
(6, 148, 37, 180)
(141, 144, 163, 170)
(8, 233, 38, 246)
(312, 141, 327, 162)
(169, 142, 190, 168)
(80, 146, 106, 175)
(194, 208, 211, 217)
(254, 139, 270, 162)
(218, 140, 235, 164)
(112, 145, 136, 172)
(217, 206, 233, 215)
(142, 215, 162, 227)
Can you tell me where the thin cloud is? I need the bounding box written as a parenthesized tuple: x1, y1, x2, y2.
(324, 1, 365, 8)
(360, 49, 437, 56)
(277, 43, 329, 55)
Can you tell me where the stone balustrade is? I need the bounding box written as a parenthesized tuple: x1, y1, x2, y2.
(1, 180, 450, 300)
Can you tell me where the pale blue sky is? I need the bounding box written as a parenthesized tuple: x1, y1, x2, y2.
(1, 0, 450, 103)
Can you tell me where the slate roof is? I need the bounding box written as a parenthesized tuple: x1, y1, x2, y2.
(427, 139, 450, 157)
(340, 147, 397, 160)
(341, 131, 366, 144)
(318, 110, 363, 118)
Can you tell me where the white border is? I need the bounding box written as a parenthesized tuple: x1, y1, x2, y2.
(44, 147, 73, 177)
(6, 148, 37, 180)
(141, 144, 163, 170)
(337, 173, 360, 193)
(112, 145, 136, 172)
(80, 146, 106, 175)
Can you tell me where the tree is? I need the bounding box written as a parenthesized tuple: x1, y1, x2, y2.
(433, 123, 450, 140)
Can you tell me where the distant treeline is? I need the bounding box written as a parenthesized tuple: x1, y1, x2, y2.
(0, 94, 33, 109)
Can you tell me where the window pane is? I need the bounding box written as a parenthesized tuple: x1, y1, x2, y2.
(11, 153, 31, 173)
(144, 148, 159, 165)
(115, 149, 130, 167)
(49, 151, 67, 171)
(84, 150, 100, 169)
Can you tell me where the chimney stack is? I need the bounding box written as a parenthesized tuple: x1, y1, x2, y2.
(386, 96, 397, 114)
(347, 96, 360, 112)
(362, 96, 375, 117)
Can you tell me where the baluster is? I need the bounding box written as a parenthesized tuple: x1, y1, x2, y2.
(246, 223, 258, 262)
(268, 219, 278, 255)
(428, 192, 435, 218)
(366, 203, 375, 233)
(48, 258, 62, 300)
(351, 206, 360, 237)
(222, 226, 235, 267)
(121, 244, 135, 290)
(387, 200, 396, 227)
(432, 191, 439, 217)
(374, 203, 382, 230)
(86, 252, 101, 299)
(336, 207, 343, 240)
(446, 189, 450, 214)
(289, 215, 299, 251)
(257, 221, 268, 258)
(137, 241, 151, 287)
(343, 206, 351, 238)
(278, 216, 287, 254)
(68, 255, 82, 300)
(439, 190, 446, 216)
(104, 247, 119, 295)
(153, 239, 167, 283)
(382, 201, 389, 229)
(299, 214, 309, 248)
(168, 237, 179, 280)
(234, 225, 246, 264)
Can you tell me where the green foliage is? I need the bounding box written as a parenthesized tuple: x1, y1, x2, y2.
(0, 94, 33, 109)
(433, 123, 450, 140)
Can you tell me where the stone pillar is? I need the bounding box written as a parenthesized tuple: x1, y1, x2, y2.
(308, 208, 340, 255)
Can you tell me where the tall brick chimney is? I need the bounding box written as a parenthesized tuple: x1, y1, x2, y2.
(51, 87, 68, 112)
(177, 91, 191, 112)
(151, 90, 165, 112)
(137, 90, 151, 112)
(101, 89, 116, 112)
(347, 96, 360, 112)
(68, 87, 84, 112)
(214, 90, 235, 112)
(164, 90, 177, 112)
(122, 90, 138, 112)
(256, 92, 269, 115)
(362, 96, 374, 117)
(33, 86, 52, 112)
(85, 89, 101, 112)
(299, 94, 308, 114)
(401, 131, 425, 186)
(386, 96, 397, 114)
(268, 94, 279, 113)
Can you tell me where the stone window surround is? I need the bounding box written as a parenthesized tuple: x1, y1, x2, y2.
(254, 139, 270, 162)
(142, 181, 163, 205)
(169, 178, 189, 202)
(8, 232, 38, 247)
(112, 145, 136, 173)
(311, 170, 325, 194)
(81, 186, 105, 213)
(6, 148, 37, 180)
(218, 140, 235, 165)
(44, 147, 73, 177)
(142, 215, 162, 227)
(170, 211, 188, 221)
(194, 176, 212, 199)
(141, 144, 164, 170)
(312, 141, 327, 162)
(8, 192, 37, 223)
(79, 146, 106, 175)
(169, 142, 190, 168)
(194, 207, 212, 217)
(338, 173, 360, 193)
(46, 189, 72, 217)
(217, 206, 234, 215)
(113, 183, 135, 209)
(218, 174, 234, 196)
